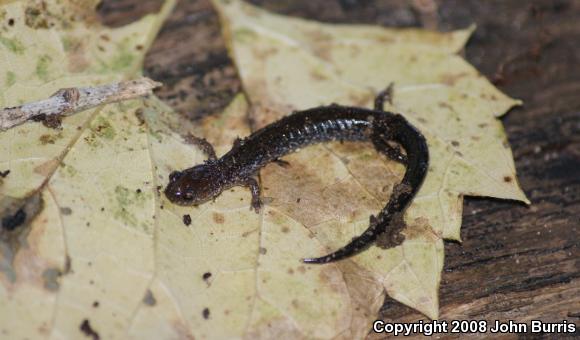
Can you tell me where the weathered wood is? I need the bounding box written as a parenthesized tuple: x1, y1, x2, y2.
(100, 0, 580, 337)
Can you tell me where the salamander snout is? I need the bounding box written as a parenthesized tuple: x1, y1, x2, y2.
(164, 164, 223, 206)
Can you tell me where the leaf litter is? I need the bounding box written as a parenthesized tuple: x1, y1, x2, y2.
(0, 0, 529, 339)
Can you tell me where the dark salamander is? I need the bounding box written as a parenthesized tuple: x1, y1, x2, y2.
(165, 90, 429, 264)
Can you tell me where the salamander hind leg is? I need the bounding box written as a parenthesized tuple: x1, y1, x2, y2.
(374, 83, 394, 111)
(243, 177, 263, 213)
(371, 119, 408, 165)
(372, 136, 408, 165)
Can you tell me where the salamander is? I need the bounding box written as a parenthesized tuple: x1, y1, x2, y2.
(165, 89, 429, 264)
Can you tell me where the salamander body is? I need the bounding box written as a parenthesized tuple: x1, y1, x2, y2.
(165, 91, 429, 264)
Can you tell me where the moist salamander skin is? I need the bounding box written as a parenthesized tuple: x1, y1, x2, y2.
(165, 95, 429, 264)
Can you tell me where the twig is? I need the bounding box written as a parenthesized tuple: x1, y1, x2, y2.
(0, 77, 162, 131)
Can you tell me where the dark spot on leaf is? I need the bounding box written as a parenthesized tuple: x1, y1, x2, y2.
(0, 170, 10, 178)
(1, 194, 44, 282)
(202, 308, 210, 319)
(79, 319, 99, 340)
(212, 212, 224, 224)
(504, 176, 512, 183)
(42, 268, 61, 291)
(60, 207, 72, 215)
(31, 113, 62, 130)
(92, 301, 99, 308)
(8, 19, 15, 26)
(451, 140, 460, 147)
(2, 208, 26, 231)
(281, 226, 289, 233)
(134, 108, 145, 125)
(143, 289, 156, 306)
(39, 134, 55, 145)
(203, 272, 212, 282)
(234, 227, 249, 238)
(183, 214, 191, 226)
(136, 188, 142, 194)
(259, 247, 267, 255)
(64, 255, 72, 274)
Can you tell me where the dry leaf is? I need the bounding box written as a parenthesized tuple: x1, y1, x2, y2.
(211, 0, 529, 329)
(0, 1, 177, 338)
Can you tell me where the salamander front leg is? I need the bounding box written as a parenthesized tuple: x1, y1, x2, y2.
(232, 137, 245, 150)
(187, 134, 217, 161)
(243, 177, 263, 213)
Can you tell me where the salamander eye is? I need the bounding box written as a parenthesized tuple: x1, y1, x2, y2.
(169, 171, 183, 182)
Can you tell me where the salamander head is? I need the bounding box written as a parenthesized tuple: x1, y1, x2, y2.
(164, 163, 223, 206)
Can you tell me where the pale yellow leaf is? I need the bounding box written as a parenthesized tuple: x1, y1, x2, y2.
(0, 1, 175, 339)
(212, 0, 529, 327)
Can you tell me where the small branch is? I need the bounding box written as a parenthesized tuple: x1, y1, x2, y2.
(0, 77, 162, 131)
